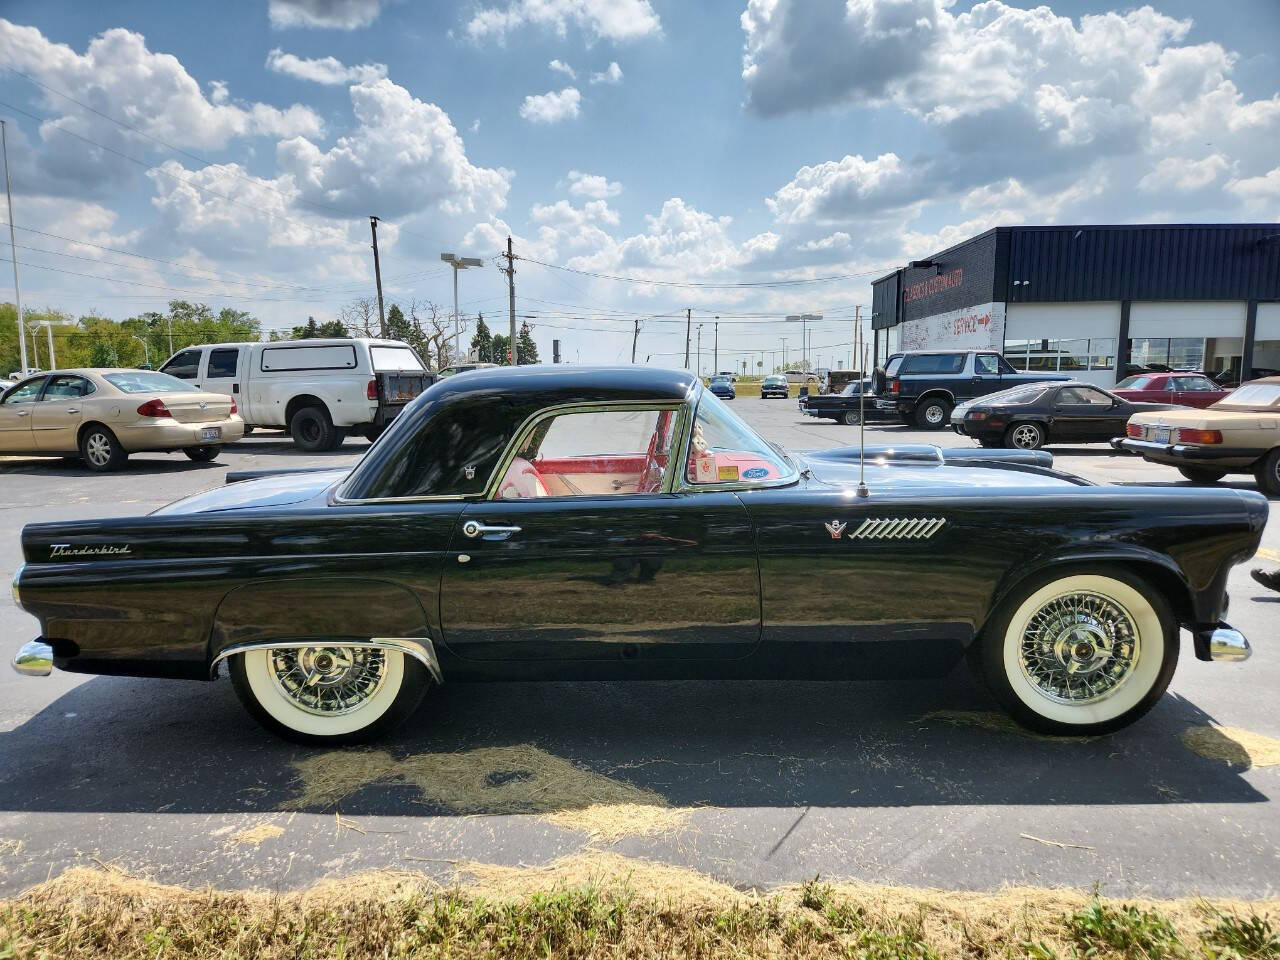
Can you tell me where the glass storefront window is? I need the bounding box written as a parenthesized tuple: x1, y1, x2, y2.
(1005, 337, 1118, 372)
(1130, 337, 1205, 371)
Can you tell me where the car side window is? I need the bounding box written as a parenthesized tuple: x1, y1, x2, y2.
(161, 349, 201, 380)
(207, 348, 239, 379)
(41, 375, 94, 400)
(976, 354, 1000, 375)
(2, 378, 44, 404)
(1059, 386, 1112, 406)
(997, 355, 1018, 374)
(1174, 376, 1213, 392)
(493, 407, 678, 499)
(686, 391, 790, 485)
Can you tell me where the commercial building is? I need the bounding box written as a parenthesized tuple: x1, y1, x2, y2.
(871, 224, 1280, 387)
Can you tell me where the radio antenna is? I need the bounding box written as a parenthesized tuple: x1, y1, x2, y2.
(856, 313, 869, 498)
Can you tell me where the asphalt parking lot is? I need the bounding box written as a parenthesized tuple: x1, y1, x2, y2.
(1, 397, 1278, 898)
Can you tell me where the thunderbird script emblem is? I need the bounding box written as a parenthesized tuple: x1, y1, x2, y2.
(824, 520, 847, 539)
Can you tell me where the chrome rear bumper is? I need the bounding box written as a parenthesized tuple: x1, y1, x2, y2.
(1193, 624, 1252, 663)
(12, 640, 53, 677)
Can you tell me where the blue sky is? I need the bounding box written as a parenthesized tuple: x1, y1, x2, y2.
(1, 0, 1278, 370)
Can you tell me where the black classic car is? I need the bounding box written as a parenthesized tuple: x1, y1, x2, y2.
(951, 380, 1175, 450)
(10, 367, 1265, 744)
(798, 379, 874, 424)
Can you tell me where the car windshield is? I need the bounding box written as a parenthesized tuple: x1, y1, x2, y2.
(711, 375, 731, 383)
(103, 371, 198, 393)
(764, 376, 785, 384)
(687, 389, 793, 486)
(1115, 376, 1152, 389)
(884, 357, 903, 376)
(1215, 384, 1280, 408)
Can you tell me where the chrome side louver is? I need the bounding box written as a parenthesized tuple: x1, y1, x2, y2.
(848, 517, 946, 540)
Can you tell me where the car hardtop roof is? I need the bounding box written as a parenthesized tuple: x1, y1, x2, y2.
(898, 348, 996, 356)
(169, 338, 412, 350)
(429, 364, 700, 403)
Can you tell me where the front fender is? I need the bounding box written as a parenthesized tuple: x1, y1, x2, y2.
(209, 577, 433, 669)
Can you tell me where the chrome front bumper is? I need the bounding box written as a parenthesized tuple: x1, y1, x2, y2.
(12, 640, 53, 677)
(1193, 624, 1252, 663)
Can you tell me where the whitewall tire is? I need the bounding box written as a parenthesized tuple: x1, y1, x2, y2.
(230, 645, 429, 744)
(975, 570, 1178, 735)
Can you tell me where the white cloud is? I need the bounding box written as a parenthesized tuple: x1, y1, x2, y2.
(519, 87, 582, 124)
(798, 232, 852, 252)
(265, 48, 387, 84)
(277, 77, 511, 218)
(767, 153, 920, 224)
(467, 0, 660, 43)
(1227, 167, 1280, 212)
(590, 61, 623, 85)
(268, 0, 382, 30)
(567, 170, 621, 199)
(1138, 154, 1231, 192)
(548, 59, 577, 79)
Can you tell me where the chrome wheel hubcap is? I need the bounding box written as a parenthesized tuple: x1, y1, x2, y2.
(268, 646, 387, 716)
(1019, 591, 1139, 704)
(85, 434, 110, 465)
(1012, 425, 1039, 448)
(925, 405, 944, 424)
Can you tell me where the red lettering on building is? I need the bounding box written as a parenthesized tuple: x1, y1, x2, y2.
(904, 267, 964, 303)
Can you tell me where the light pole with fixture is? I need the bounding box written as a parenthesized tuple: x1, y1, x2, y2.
(440, 252, 483, 366)
(132, 335, 150, 368)
(786, 313, 823, 372)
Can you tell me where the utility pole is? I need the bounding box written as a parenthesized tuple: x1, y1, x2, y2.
(44, 321, 54, 369)
(631, 318, 641, 363)
(782, 337, 788, 370)
(369, 215, 386, 337)
(683, 308, 691, 368)
(501, 236, 517, 365)
(1, 120, 28, 377)
(696, 323, 703, 377)
(713, 316, 719, 373)
(854, 304, 862, 374)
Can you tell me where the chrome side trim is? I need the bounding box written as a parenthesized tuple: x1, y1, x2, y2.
(12, 640, 53, 677)
(211, 638, 443, 683)
(848, 516, 946, 540)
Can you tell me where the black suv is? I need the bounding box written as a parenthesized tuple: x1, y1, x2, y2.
(873, 349, 1070, 429)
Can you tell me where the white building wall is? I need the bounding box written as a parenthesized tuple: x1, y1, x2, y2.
(1255, 303, 1280, 371)
(1005, 302, 1121, 386)
(1128, 301, 1247, 337)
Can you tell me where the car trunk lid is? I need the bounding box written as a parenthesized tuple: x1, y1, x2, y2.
(160, 392, 234, 424)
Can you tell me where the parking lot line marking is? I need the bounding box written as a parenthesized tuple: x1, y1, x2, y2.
(1259, 547, 1280, 563)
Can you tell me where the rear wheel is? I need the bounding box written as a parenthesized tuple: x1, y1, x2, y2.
(972, 569, 1177, 735)
(841, 410, 860, 426)
(1178, 465, 1226, 484)
(289, 405, 336, 452)
(915, 397, 952, 429)
(1006, 422, 1046, 450)
(230, 645, 430, 744)
(1255, 448, 1280, 496)
(79, 425, 129, 472)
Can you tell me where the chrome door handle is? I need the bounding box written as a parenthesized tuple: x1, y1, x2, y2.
(461, 520, 521, 539)
(16, 410, 29, 417)
(66, 407, 79, 414)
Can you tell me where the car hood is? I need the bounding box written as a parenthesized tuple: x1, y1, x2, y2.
(152, 468, 350, 515)
(796, 445, 1086, 492)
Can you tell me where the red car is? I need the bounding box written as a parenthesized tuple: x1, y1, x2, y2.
(1112, 372, 1231, 408)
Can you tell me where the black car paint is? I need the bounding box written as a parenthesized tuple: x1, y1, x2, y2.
(13, 366, 1267, 685)
(874, 351, 1070, 420)
(952, 382, 1173, 446)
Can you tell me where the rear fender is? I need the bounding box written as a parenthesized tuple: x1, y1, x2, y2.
(210, 577, 434, 672)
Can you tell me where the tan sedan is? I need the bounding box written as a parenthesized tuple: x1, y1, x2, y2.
(1115, 376, 1280, 495)
(0, 368, 244, 471)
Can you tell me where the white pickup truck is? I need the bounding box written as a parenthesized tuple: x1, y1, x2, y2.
(157, 338, 433, 450)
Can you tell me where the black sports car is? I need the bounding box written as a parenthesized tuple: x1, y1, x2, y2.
(11, 367, 1262, 743)
(798, 379, 875, 424)
(951, 380, 1175, 450)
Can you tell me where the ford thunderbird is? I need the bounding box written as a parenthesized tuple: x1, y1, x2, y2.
(10, 366, 1266, 743)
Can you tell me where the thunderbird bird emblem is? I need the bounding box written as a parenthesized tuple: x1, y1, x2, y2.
(464, 465, 476, 479)
(824, 520, 847, 539)
(198, 400, 207, 410)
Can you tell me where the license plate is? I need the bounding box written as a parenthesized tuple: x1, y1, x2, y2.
(200, 427, 221, 441)
(1152, 426, 1171, 443)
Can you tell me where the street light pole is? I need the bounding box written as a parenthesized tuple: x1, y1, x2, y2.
(1, 120, 28, 377)
(440, 252, 483, 367)
(713, 316, 719, 373)
(131, 335, 149, 368)
(696, 323, 703, 378)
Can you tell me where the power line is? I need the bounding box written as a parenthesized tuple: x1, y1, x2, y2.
(518, 255, 892, 289)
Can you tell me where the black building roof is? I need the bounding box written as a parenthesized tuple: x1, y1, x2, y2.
(873, 224, 1280, 328)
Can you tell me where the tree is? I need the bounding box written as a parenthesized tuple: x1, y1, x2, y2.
(407, 299, 462, 370)
(491, 333, 511, 366)
(516, 320, 539, 365)
(339, 298, 379, 338)
(294, 317, 321, 339)
(470, 313, 492, 363)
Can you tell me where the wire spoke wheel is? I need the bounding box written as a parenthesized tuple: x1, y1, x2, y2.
(268, 646, 388, 717)
(1018, 591, 1140, 705)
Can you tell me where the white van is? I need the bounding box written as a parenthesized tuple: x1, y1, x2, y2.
(157, 338, 433, 451)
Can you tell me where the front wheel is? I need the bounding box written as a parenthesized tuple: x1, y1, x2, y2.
(183, 444, 222, 462)
(230, 645, 430, 744)
(1254, 449, 1280, 497)
(841, 410, 860, 426)
(972, 570, 1177, 735)
(1178, 465, 1226, 483)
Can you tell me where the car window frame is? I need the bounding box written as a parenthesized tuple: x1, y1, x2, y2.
(206, 347, 241, 380)
(483, 400, 690, 501)
(160, 348, 203, 380)
(1, 375, 48, 405)
(675, 385, 799, 494)
(40, 374, 96, 402)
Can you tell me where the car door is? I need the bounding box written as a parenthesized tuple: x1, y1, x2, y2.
(971, 353, 1003, 399)
(199, 346, 243, 399)
(1171, 376, 1221, 408)
(158, 347, 202, 384)
(1053, 385, 1118, 441)
(0, 376, 46, 452)
(438, 403, 762, 662)
(31, 374, 93, 452)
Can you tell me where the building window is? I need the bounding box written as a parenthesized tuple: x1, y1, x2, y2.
(1129, 337, 1205, 371)
(1003, 338, 1117, 372)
